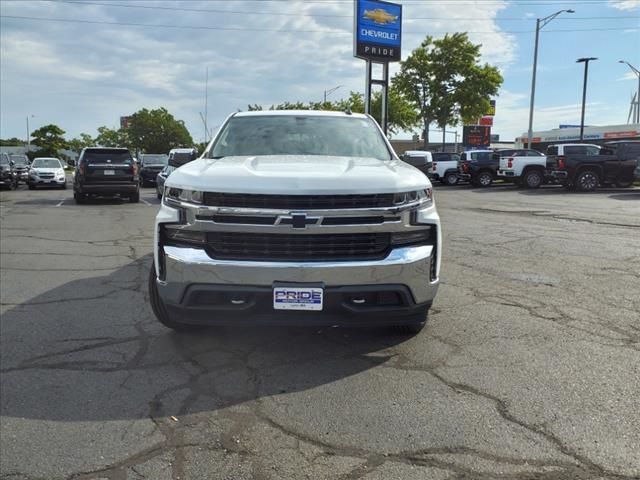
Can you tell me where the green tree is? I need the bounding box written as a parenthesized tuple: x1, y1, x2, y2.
(95, 126, 129, 148)
(30, 124, 68, 157)
(393, 33, 503, 148)
(67, 133, 95, 153)
(127, 107, 193, 153)
(0, 137, 24, 146)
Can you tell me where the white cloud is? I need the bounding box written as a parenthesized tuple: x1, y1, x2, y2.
(609, 0, 640, 10)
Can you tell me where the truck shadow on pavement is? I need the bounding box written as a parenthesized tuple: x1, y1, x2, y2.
(0, 255, 409, 424)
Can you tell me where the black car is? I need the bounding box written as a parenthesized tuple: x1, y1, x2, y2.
(0, 153, 18, 190)
(9, 154, 30, 183)
(138, 154, 169, 187)
(155, 165, 175, 199)
(399, 151, 433, 177)
(457, 149, 498, 187)
(548, 141, 640, 192)
(73, 147, 140, 203)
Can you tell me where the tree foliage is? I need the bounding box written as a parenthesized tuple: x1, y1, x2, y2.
(95, 126, 129, 149)
(393, 33, 503, 146)
(30, 124, 68, 157)
(245, 90, 419, 135)
(67, 133, 95, 152)
(127, 108, 194, 153)
(0, 137, 24, 146)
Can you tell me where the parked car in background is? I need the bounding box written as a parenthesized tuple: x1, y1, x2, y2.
(431, 152, 461, 185)
(496, 149, 546, 189)
(139, 153, 169, 187)
(168, 147, 198, 167)
(400, 150, 433, 177)
(28, 157, 67, 189)
(457, 149, 499, 187)
(9, 154, 30, 183)
(548, 141, 639, 192)
(155, 165, 176, 199)
(73, 147, 140, 203)
(0, 152, 19, 190)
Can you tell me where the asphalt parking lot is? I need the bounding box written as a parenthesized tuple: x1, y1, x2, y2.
(1, 182, 639, 480)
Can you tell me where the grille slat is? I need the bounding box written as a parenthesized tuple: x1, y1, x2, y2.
(203, 193, 396, 210)
(206, 232, 390, 261)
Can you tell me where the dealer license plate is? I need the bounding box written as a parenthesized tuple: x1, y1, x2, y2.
(273, 287, 323, 311)
(104, 170, 115, 175)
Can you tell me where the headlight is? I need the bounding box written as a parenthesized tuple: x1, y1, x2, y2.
(393, 189, 432, 207)
(164, 187, 204, 205)
(29, 170, 39, 177)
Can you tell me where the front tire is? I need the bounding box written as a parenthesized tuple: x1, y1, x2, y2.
(130, 190, 140, 203)
(444, 172, 459, 186)
(61, 182, 67, 190)
(28, 183, 35, 190)
(391, 308, 429, 335)
(149, 264, 194, 331)
(74, 191, 87, 204)
(523, 169, 543, 189)
(475, 171, 493, 188)
(575, 170, 599, 192)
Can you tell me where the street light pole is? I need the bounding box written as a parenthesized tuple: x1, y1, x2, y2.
(527, 9, 574, 149)
(577, 57, 597, 141)
(619, 60, 640, 124)
(324, 85, 343, 103)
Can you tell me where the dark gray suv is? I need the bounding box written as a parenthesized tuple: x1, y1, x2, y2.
(73, 147, 140, 203)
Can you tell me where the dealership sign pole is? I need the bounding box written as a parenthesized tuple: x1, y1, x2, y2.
(354, 0, 402, 135)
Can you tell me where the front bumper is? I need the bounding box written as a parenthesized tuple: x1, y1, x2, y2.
(156, 244, 437, 326)
(29, 176, 66, 186)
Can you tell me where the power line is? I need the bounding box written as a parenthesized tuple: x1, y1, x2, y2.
(37, 0, 640, 21)
(1, 14, 637, 34)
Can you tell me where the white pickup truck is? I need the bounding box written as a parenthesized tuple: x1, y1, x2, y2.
(150, 111, 441, 334)
(496, 148, 547, 188)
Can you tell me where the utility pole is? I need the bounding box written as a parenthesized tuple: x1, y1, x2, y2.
(527, 9, 574, 149)
(576, 57, 597, 141)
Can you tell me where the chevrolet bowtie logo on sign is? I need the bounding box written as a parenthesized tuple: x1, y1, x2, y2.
(354, 0, 402, 62)
(363, 8, 398, 25)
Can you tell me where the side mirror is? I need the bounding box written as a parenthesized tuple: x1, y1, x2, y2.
(10, 160, 15, 166)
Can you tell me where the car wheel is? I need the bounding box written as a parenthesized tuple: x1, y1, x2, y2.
(130, 190, 140, 203)
(476, 171, 493, 188)
(523, 169, 543, 189)
(28, 183, 35, 190)
(149, 264, 196, 331)
(615, 176, 634, 188)
(444, 172, 458, 186)
(61, 182, 67, 190)
(575, 170, 599, 192)
(157, 191, 162, 200)
(73, 192, 86, 204)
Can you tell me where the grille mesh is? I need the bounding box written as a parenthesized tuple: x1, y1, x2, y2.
(206, 232, 391, 261)
(203, 193, 396, 210)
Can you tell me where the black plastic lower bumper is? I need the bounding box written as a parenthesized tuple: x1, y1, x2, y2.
(163, 284, 431, 327)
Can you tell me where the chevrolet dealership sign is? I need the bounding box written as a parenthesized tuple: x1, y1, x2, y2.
(354, 0, 402, 62)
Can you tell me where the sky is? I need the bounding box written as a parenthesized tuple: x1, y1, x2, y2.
(1, 0, 639, 145)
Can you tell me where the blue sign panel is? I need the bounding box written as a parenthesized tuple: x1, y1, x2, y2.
(354, 0, 402, 62)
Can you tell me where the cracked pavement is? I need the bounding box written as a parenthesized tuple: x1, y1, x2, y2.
(1, 184, 639, 479)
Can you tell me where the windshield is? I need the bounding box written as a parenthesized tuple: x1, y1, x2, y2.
(32, 158, 63, 169)
(142, 155, 168, 165)
(84, 149, 133, 164)
(9, 155, 28, 165)
(210, 115, 391, 160)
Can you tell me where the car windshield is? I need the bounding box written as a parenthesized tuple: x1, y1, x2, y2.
(210, 115, 391, 161)
(142, 155, 168, 165)
(32, 159, 62, 168)
(9, 155, 28, 165)
(84, 149, 133, 164)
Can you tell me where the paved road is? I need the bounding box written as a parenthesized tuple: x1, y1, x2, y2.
(1, 183, 639, 480)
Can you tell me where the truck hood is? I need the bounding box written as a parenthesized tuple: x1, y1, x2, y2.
(167, 155, 431, 194)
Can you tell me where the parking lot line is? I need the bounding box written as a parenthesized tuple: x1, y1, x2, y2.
(55, 199, 65, 207)
(141, 198, 152, 206)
